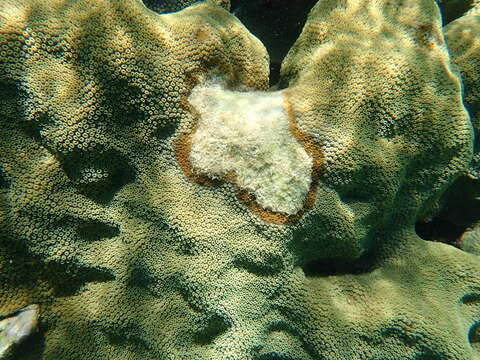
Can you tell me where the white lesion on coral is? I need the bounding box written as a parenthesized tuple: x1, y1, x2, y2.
(188, 77, 313, 216)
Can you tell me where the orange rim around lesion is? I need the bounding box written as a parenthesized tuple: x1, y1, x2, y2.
(175, 83, 324, 225)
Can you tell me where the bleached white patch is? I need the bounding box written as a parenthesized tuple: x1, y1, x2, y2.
(188, 78, 313, 215)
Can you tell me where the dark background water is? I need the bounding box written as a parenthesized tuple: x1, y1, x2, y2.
(230, 0, 316, 85)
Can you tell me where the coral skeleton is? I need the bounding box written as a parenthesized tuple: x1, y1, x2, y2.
(189, 77, 312, 215)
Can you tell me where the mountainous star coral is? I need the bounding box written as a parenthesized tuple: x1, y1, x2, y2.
(0, 0, 479, 359)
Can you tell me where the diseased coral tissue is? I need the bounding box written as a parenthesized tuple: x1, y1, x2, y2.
(0, 0, 479, 359)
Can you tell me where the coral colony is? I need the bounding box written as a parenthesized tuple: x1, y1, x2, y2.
(0, 0, 478, 359)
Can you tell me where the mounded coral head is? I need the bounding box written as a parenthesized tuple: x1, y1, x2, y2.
(0, 0, 479, 359)
(273, 0, 473, 262)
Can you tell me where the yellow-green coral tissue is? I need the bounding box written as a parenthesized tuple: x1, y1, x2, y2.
(0, 0, 479, 359)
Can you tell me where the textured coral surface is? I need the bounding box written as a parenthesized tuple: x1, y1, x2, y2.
(0, 0, 479, 359)
(445, 3, 480, 178)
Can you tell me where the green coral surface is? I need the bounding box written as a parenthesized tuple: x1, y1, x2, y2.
(0, 0, 479, 359)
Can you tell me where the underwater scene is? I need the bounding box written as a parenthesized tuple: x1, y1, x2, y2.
(0, 0, 479, 359)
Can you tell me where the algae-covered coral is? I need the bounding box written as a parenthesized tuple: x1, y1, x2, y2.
(0, 0, 479, 359)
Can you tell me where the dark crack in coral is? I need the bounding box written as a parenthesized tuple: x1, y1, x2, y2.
(416, 176, 480, 248)
(437, 0, 476, 25)
(231, 0, 316, 86)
